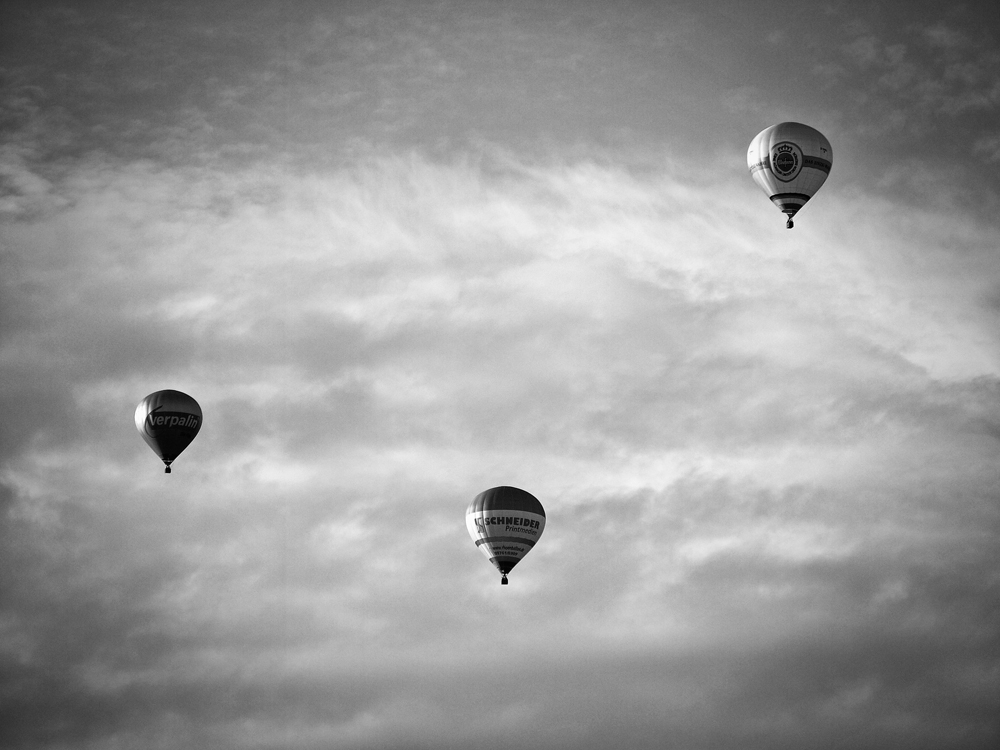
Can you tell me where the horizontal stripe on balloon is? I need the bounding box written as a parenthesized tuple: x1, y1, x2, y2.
(802, 156, 832, 173)
(750, 156, 831, 175)
(769, 192, 811, 203)
(475, 536, 537, 548)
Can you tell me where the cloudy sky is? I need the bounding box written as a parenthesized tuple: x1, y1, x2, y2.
(2, 1, 999, 748)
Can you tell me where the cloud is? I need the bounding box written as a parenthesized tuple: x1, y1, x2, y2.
(3, 4, 1000, 746)
(836, 16, 1000, 136)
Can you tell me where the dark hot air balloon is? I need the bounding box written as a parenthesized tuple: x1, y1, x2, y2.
(134, 390, 202, 473)
(466, 486, 545, 585)
(747, 122, 832, 228)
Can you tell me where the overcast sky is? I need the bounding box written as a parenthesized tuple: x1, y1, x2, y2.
(2, 1, 999, 748)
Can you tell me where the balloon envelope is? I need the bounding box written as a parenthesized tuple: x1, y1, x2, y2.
(466, 486, 545, 584)
(134, 390, 202, 473)
(747, 122, 832, 228)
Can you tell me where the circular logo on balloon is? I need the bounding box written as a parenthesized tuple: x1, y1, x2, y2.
(770, 141, 802, 182)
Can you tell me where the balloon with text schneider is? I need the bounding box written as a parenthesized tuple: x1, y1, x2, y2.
(747, 122, 832, 229)
(134, 390, 202, 473)
(466, 486, 545, 585)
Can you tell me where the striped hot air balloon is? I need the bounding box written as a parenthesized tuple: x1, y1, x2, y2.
(747, 122, 832, 228)
(134, 390, 202, 473)
(466, 486, 546, 585)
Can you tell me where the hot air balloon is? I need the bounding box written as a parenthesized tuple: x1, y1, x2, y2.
(134, 390, 202, 473)
(466, 486, 545, 585)
(747, 122, 832, 229)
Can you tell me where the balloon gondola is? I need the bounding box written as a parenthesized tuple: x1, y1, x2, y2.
(466, 486, 546, 585)
(747, 122, 832, 228)
(134, 390, 202, 473)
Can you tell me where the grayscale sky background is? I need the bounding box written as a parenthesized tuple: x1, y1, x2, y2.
(2, 1, 999, 748)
